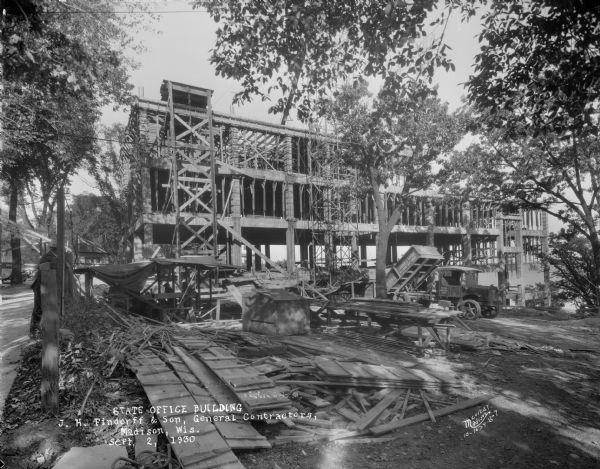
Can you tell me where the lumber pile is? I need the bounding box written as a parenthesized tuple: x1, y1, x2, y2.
(96, 298, 491, 462)
(175, 335, 293, 412)
(127, 353, 244, 469)
(322, 327, 416, 354)
(311, 356, 438, 390)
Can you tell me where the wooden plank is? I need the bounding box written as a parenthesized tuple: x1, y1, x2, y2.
(420, 390, 436, 422)
(337, 407, 362, 423)
(167, 352, 271, 450)
(128, 354, 244, 469)
(370, 395, 493, 436)
(355, 394, 397, 431)
(175, 345, 291, 412)
(173, 347, 240, 405)
(394, 389, 411, 421)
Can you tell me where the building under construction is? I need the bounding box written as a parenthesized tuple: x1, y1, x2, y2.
(122, 80, 549, 304)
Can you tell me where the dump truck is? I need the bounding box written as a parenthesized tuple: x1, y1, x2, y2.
(387, 245, 501, 319)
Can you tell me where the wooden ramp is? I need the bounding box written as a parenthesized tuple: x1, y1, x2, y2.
(176, 336, 292, 412)
(127, 354, 244, 469)
(386, 245, 444, 293)
(169, 347, 271, 450)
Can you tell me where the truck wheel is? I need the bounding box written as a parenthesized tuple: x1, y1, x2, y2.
(460, 299, 481, 320)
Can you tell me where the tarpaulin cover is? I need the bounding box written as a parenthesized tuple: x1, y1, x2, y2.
(86, 261, 156, 293)
(76, 258, 239, 294)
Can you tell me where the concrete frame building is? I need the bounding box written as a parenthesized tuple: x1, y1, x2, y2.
(123, 80, 549, 303)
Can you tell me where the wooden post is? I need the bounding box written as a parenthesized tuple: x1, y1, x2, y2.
(167, 82, 180, 258)
(56, 186, 65, 315)
(84, 271, 93, 299)
(40, 264, 59, 414)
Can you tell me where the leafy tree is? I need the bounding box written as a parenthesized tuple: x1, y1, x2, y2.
(69, 193, 125, 263)
(1, 0, 153, 282)
(450, 0, 600, 309)
(85, 123, 132, 262)
(199, 0, 465, 124)
(543, 229, 599, 311)
(325, 81, 464, 297)
(468, 0, 600, 137)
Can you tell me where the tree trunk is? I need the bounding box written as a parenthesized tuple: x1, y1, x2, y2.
(375, 225, 391, 298)
(590, 235, 600, 312)
(9, 181, 23, 285)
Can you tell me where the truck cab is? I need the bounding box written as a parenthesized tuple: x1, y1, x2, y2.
(436, 266, 500, 319)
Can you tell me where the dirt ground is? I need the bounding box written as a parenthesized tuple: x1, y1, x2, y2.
(1, 304, 599, 469)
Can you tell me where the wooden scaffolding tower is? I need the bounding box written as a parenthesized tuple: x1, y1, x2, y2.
(164, 81, 219, 258)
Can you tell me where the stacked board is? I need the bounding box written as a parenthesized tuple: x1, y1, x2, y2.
(127, 353, 244, 469)
(326, 298, 461, 326)
(313, 356, 441, 390)
(176, 335, 292, 412)
(168, 348, 271, 450)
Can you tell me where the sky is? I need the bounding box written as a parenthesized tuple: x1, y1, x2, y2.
(73, 3, 484, 193)
(107, 2, 482, 121)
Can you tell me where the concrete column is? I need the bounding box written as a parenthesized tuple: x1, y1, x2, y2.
(144, 223, 153, 258)
(391, 241, 398, 263)
(254, 247, 262, 271)
(325, 231, 334, 272)
(142, 165, 152, 216)
(360, 243, 368, 268)
(300, 241, 309, 269)
(426, 197, 435, 246)
(462, 201, 472, 265)
(231, 188, 242, 265)
(541, 211, 551, 306)
(496, 214, 506, 302)
(245, 245, 253, 271)
(351, 232, 359, 269)
(515, 212, 524, 305)
(229, 128, 242, 266)
(284, 136, 296, 274)
(286, 222, 296, 274)
(133, 232, 143, 261)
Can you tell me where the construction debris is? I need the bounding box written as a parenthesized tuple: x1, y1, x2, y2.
(75, 295, 496, 468)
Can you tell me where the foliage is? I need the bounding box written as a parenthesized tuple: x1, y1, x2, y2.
(452, 0, 600, 306)
(82, 124, 132, 262)
(3, 0, 149, 101)
(1, 0, 153, 234)
(327, 80, 463, 198)
(324, 81, 464, 295)
(199, 0, 469, 123)
(69, 193, 125, 263)
(468, 0, 600, 138)
(543, 230, 599, 310)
